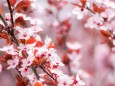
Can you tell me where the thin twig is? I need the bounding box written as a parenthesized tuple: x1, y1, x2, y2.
(31, 66, 40, 80)
(0, 14, 19, 46)
(4, 0, 19, 46)
(15, 67, 22, 78)
(6, 0, 14, 27)
(0, 14, 8, 26)
(40, 66, 55, 81)
(85, 5, 95, 14)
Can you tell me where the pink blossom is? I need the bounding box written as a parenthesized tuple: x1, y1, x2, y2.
(85, 13, 104, 29)
(21, 56, 35, 67)
(72, 6, 88, 20)
(47, 48, 64, 67)
(57, 74, 73, 86)
(100, 8, 115, 21)
(7, 57, 19, 69)
(19, 67, 29, 77)
(15, 27, 33, 40)
(0, 45, 18, 55)
(35, 46, 48, 57)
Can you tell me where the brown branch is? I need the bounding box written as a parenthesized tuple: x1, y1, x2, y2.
(15, 67, 22, 78)
(6, 0, 14, 27)
(85, 6, 95, 14)
(0, 14, 8, 26)
(4, 0, 19, 46)
(31, 66, 40, 80)
(0, 14, 19, 46)
(40, 66, 55, 81)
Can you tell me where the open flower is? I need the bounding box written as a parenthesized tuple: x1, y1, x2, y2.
(47, 48, 64, 68)
(85, 13, 104, 29)
(57, 74, 73, 86)
(72, 5, 88, 20)
(21, 56, 35, 67)
(0, 45, 18, 55)
(19, 67, 29, 77)
(7, 57, 19, 69)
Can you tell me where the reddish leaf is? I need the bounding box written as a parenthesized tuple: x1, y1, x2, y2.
(100, 30, 111, 37)
(62, 54, 70, 65)
(15, 0, 30, 12)
(48, 42, 56, 49)
(20, 39, 26, 44)
(26, 37, 36, 44)
(0, 7, 3, 14)
(10, 0, 16, 6)
(16, 80, 25, 86)
(35, 41, 44, 47)
(22, 50, 28, 58)
(34, 49, 38, 56)
(15, 16, 26, 26)
(0, 33, 8, 39)
(80, 0, 86, 7)
(4, 54, 12, 62)
(93, 4, 105, 13)
(16, 77, 26, 86)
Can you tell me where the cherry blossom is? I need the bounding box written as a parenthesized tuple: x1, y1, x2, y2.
(7, 57, 19, 69)
(19, 67, 29, 77)
(35, 46, 48, 57)
(0, 45, 18, 55)
(72, 6, 88, 20)
(85, 13, 104, 29)
(21, 56, 35, 68)
(57, 74, 73, 86)
(100, 8, 115, 21)
(47, 48, 64, 67)
(15, 27, 34, 40)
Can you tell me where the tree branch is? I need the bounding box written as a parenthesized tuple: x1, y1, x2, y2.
(31, 66, 40, 80)
(0, 14, 8, 26)
(6, 0, 14, 27)
(40, 66, 55, 81)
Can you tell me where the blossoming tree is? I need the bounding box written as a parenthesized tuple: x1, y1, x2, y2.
(0, 0, 115, 86)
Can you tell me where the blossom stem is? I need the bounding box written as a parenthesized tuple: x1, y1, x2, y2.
(31, 66, 40, 80)
(0, 14, 19, 46)
(85, 6, 95, 14)
(0, 14, 8, 26)
(6, 0, 14, 27)
(15, 67, 22, 78)
(1, 0, 19, 46)
(40, 66, 55, 81)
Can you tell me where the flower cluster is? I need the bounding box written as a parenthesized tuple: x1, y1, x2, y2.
(0, 0, 86, 86)
(1, 0, 115, 86)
